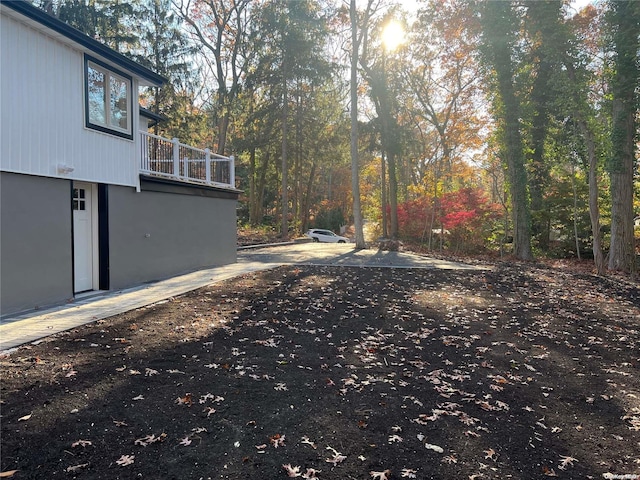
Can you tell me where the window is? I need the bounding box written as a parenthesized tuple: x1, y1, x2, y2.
(84, 56, 133, 139)
(73, 188, 86, 210)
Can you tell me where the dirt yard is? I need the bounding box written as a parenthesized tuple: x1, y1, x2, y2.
(1, 262, 639, 479)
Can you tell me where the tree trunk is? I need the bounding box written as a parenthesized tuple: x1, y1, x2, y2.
(251, 151, 270, 226)
(580, 119, 606, 275)
(381, 152, 388, 238)
(504, 97, 533, 261)
(388, 150, 399, 239)
(607, 1, 638, 273)
(350, 0, 365, 249)
(217, 110, 229, 156)
(564, 58, 606, 274)
(609, 159, 635, 272)
(293, 84, 302, 234)
(281, 72, 289, 240)
(526, 0, 563, 251)
(378, 55, 398, 240)
(248, 146, 257, 225)
(301, 160, 317, 234)
(571, 163, 581, 260)
(480, 1, 533, 261)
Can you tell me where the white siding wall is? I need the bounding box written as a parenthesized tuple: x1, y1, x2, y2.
(1, 12, 139, 187)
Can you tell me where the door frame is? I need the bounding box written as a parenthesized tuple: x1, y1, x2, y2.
(72, 181, 99, 293)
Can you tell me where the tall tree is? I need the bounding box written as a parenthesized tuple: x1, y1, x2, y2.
(38, 0, 140, 52)
(175, 0, 251, 155)
(404, 0, 485, 248)
(360, 12, 404, 240)
(607, 0, 639, 273)
(249, 0, 333, 239)
(560, 5, 607, 274)
(524, 0, 564, 250)
(347, 0, 371, 249)
(478, 1, 533, 260)
(136, 0, 196, 140)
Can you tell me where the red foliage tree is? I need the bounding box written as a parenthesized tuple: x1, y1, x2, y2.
(439, 188, 501, 251)
(396, 197, 435, 241)
(397, 188, 501, 252)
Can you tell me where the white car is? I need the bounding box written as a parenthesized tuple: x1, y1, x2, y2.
(305, 229, 349, 243)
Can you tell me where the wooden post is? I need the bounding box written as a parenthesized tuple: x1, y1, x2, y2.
(172, 138, 180, 177)
(205, 149, 211, 184)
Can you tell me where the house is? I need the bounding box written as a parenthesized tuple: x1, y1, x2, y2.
(0, 0, 240, 316)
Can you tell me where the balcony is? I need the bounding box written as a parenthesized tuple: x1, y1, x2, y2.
(139, 132, 235, 189)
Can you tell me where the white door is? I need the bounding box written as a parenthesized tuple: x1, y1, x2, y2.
(73, 183, 94, 292)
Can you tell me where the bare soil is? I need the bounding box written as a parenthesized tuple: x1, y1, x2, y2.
(1, 261, 639, 480)
(237, 226, 282, 247)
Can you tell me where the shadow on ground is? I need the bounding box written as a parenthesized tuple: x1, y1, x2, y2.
(1, 264, 639, 480)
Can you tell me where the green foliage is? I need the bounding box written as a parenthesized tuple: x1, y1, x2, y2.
(313, 201, 345, 233)
(38, 0, 140, 52)
(478, 0, 533, 260)
(607, 0, 640, 175)
(134, 0, 199, 142)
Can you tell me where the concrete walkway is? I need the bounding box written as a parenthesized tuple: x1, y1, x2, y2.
(0, 243, 483, 352)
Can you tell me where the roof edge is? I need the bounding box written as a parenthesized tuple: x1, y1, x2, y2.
(139, 107, 167, 123)
(1, 0, 166, 86)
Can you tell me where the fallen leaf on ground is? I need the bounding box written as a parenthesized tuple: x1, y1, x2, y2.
(558, 456, 578, 470)
(71, 440, 92, 447)
(115, 455, 135, 466)
(282, 464, 301, 477)
(370, 470, 391, 480)
(302, 468, 321, 480)
(270, 433, 286, 448)
(300, 436, 317, 449)
(134, 433, 167, 446)
(175, 393, 193, 406)
(400, 468, 417, 478)
(65, 464, 88, 473)
(484, 448, 498, 461)
(325, 446, 346, 465)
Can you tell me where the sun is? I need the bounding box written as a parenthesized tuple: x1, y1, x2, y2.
(381, 20, 405, 52)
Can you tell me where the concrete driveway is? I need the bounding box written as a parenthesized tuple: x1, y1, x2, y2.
(0, 243, 483, 352)
(239, 242, 482, 269)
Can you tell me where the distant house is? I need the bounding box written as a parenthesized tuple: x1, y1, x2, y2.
(0, 0, 240, 316)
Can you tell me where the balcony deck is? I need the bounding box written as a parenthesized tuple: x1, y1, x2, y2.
(140, 132, 235, 189)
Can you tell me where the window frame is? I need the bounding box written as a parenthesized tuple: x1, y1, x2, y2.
(84, 55, 133, 140)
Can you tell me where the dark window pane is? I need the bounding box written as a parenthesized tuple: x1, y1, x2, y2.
(110, 76, 128, 129)
(87, 66, 106, 125)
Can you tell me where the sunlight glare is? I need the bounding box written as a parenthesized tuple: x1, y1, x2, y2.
(382, 20, 405, 52)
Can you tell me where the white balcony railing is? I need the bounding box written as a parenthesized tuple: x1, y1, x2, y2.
(140, 132, 235, 189)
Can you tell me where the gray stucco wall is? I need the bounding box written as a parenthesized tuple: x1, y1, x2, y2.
(1, 172, 73, 315)
(107, 181, 238, 290)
